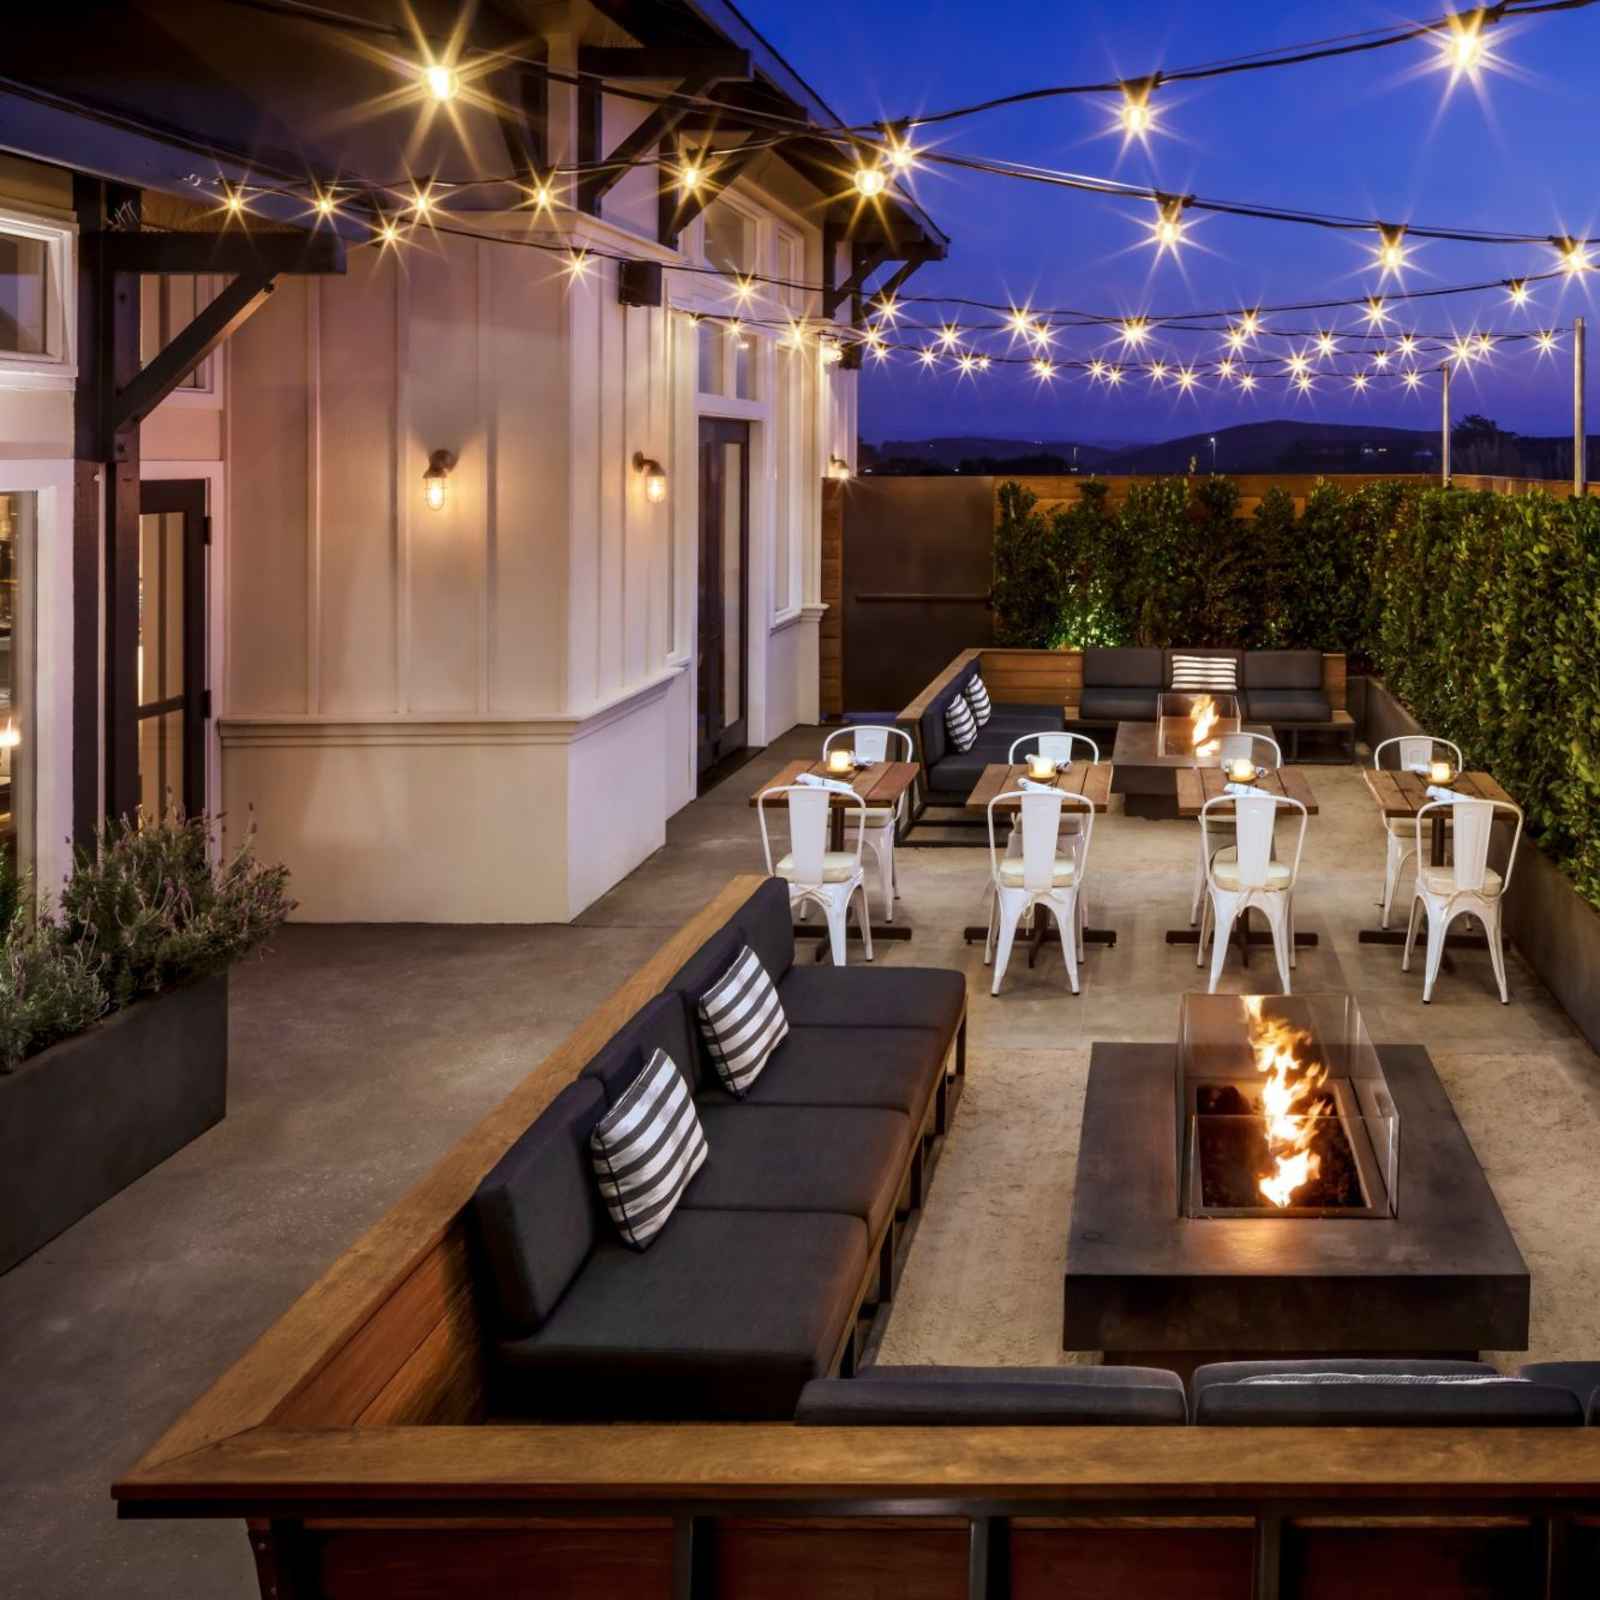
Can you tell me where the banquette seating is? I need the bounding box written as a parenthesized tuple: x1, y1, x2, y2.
(469, 877, 967, 1422)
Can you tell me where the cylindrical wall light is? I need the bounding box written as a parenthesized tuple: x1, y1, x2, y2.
(827, 454, 852, 481)
(423, 449, 457, 511)
(634, 451, 668, 504)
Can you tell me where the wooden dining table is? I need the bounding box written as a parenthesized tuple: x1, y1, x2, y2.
(1358, 768, 1516, 951)
(749, 759, 921, 954)
(1168, 765, 1321, 958)
(961, 760, 1118, 959)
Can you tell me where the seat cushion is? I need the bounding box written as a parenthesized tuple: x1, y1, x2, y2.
(925, 749, 997, 798)
(1245, 688, 1333, 723)
(1210, 847, 1292, 891)
(1078, 686, 1159, 721)
(686, 1105, 910, 1234)
(1193, 1359, 1583, 1426)
(778, 966, 966, 1050)
(470, 1078, 608, 1337)
(707, 1024, 945, 1116)
(1083, 646, 1164, 689)
(1245, 649, 1325, 690)
(998, 854, 1077, 887)
(1421, 863, 1503, 896)
(1517, 1362, 1600, 1424)
(797, 1364, 1187, 1426)
(495, 1208, 868, 1420)
(984, 705, 1064, 734)
(776, 850, 858, 884)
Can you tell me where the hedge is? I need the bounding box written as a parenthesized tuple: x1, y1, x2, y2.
(993, 476, 1600, 913)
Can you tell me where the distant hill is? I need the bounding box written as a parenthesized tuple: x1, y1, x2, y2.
(1100, 420, 1437, 475)
(871, 435, 1122, 470)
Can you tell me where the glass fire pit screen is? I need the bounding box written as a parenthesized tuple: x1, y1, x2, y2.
(1176, 993, 1399, 1219)
(1156, 691, 1241, 758)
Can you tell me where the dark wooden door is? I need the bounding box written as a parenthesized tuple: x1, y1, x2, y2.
(697, 418, 750, 776)
(128, 478, 207, 821)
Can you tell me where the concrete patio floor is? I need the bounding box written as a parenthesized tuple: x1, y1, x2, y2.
(2, 722, 1597, 1598)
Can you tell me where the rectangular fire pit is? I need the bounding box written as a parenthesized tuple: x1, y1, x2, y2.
(1177, 993, 1398, 1220)
(1157, 690, 1241, 758)
(1064, 1007, 1529, 1371)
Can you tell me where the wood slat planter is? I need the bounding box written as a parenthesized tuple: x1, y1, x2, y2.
(0, 973, 228, 1274)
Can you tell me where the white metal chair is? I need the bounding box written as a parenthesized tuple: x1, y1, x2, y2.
(983, 788, 1094, 996)
(758, 784, 873, 966)
(1373, 734, 1465, 928)
(1402, 797, 1522, 1003)
(1188, 731, 1283, 926)
(821, 724, 913, 920)
(1006, 731, 1102, 767)
(1196, 791, 1307, 995)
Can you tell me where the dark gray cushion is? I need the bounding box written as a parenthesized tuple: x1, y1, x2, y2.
(1517, 1362, 1600, 1424)
(704, 1024, 945, 1117)
(495, 1208, 867, 1420)
(1083, 647, 1163, 689)
(918, 663, 982, 768)
(469, 1078, 607, 1336)
(1078, 686, 1159, 722)
(1193, 1360, 1583, 1427)
(926, 749, 999, 797)
(1245, 688, 1333, 723)
(796, 1364, 1187, 1426)
(778, 966, 966, 1052)
(582, 991, 700, 1102)
(685, 1105, 911, 1234)
(1245, 649, 1325, 690)
(985, 705, 1064, 733)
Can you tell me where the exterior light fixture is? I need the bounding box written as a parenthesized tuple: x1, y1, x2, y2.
(820, 339, 844, 366)
(1554, 236, 1591, 274)
(1364, 297, 1388, 326)
(678, 160, 705, 194)
(975, 354, 990, 371)
(827, 455, 852, 481)
(1536, 329, 1559, 353)
(634, 452, 667, 504)
(1375, 223, 1408, 278)
(1117, 76, 1160, 137)
(853, 165, 887, 199)
(1507, 278, 1530, 306)
(423, 63, 459, 101)
(1150, 194, 1190, 253)
(1120, 317, 1150, 347)
(422, 449, 457, 512)
(1238, 310, 1262, 337)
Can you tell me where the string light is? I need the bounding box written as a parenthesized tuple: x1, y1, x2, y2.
(1117, 77, 1159, 139)
(1032, 357, 1057, 381)
(222, 186, 247, 217)
(1175, 365, 1199, 392)
(563, 248, 591, 281)
(937, 323, 962, 350)
(957, 352, 978, 375)
(1476, 332, 1494, 355)
(376, 219, 402, 247)
(1439, 6, 1495, 80)
(884, 134, 918, 172)
(1403, 369, 1424, 390)
(1225, 328, 1247, 353)
(1294, 373, 1315, 394)
(1238, 371, 1258, 392)
(1363, 296, 1389, 327)
(1088, 358, 1107, 380)
(1375, 223, 1409, 279)
(732, 275, 757, 308)
(853, 164, 888, 198)
(917, 346, 939, 369)
(820, 338, 844, 366)
(1239, 310, 1262, 337)
(976, 354, 991, 371)
(1150, 194, 1189, 255)
(1315, 331, 1338, 358)
(1005, 304, 1035, 339)
(677, 159, 705, 195)
(1148, 359, 1168, 382)
(1287, 352, 1310, 377)
(1120, 317, 1150, 347)
(1373, 348, 1392, 369)
(1105, 364, 1124, 386)
(1555, 235, 1591, 274)
(313, 191, 336, 219)
(524, 175, 559, 213)
(423, 62, 459, 102)
(1536, 329, 1559, 353)
(1507, 278, 1531, 307)
(874, 295, 900, 325)
(1351, 371, 1369, 391)
(1398, 333, 1419, 357)
(1218, 357, 1236, 379)
(410, 186, 434, 216)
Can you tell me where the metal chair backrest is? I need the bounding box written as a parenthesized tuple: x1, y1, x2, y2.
(1202, 792, 1307, 892)
(988, 789, 1093, 894)
(757, 784, 865, 885)
(823, 724, 913, 765)
(1375, 734, 1464, 772)
(1215, 730, 1282, 771)
(1418, 797, 1522, 896)
(1007, 731, 1101, 765)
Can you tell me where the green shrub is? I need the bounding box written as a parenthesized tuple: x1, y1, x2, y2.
(0, 894, 108, 1073)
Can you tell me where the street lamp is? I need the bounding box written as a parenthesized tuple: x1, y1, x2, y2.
(1208, 434, 1218, 471)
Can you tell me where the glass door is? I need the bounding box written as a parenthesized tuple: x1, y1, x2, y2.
(697, 418, 750, 776)
(134, 480, 207, 820)
(0, 489, 35, 873)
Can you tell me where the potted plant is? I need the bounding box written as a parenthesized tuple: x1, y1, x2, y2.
(0, 813, 293, 1273)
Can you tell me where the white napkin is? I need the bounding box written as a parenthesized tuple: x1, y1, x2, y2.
(1407, 762, 1432, 776)
(1224, 782, 1265, 799)
(1425, 784, 1462, 804)
(1018, 777, 1058, 793)
(797, 773, 858, 796)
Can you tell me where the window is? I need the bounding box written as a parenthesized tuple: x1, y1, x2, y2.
(0, 205, 73, 381)
(702, 201, 751, 278)
(0, 491, 36, 874)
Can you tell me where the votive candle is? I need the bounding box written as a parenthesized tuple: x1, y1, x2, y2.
(1026, 754, 1056, 781)
(827, 748, 854, 775)
(1429, 759, 1454, 785)
(1227, 757, 1256, 783)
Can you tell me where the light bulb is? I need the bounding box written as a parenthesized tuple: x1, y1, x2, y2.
(1239, 310, 1261, 337)
(1375, 223, 1408, 278)
(1403, 370, 1423, 390)
(1088, 359, 1107, 380)
(1316, 332, 1337, 358)
(1374, 349, 1391, 369)
(1150, 196, 1187, 254)
(1507, 278, 1530, 307)
(1556, 236, 1591, 274)
(1105, 364, 1124, 386)
(1148, 360, 1168, 382)
(1238, 371, 1257, 392)
(424, 63, 458, 101)
(1536, 330, 1558, 353)
(937, 324, 961, 350)
(1032, 358, 1056, 381)
(1352, 372, 1369, 391)
(1118, 80, 1157, 138)
(853, 165, 887, 199)
(1120, 317, 1149, 347)
(886, 140, 916, 171)
(975, 355, 990, 371)
(678, 161, 704, 194)
(1218, 358, 1235, 379)
(1294, 373, 1314, 394)
(1364, 297, 1388, 327)
(1175, 366, 1198, 392)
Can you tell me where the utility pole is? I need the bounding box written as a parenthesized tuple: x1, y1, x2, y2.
(1574, 315, 1587, 497)
(1209, 434, 1217, 472)
(1440, 362, 1451, 486)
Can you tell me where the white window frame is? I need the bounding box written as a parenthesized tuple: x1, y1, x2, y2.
(0, 199, 76, 391)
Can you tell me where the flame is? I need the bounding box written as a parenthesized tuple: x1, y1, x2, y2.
(1244, 996, 1328, 1208)
(1192, 694, 1219, 756)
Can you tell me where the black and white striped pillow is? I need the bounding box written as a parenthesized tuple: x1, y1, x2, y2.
(589, 1048, 707, 1250)
(945, 693, 978, 752)
(965, 675, 992, 726)
(1170, 653, 1238, 692)
(698, 945, 788, 1097)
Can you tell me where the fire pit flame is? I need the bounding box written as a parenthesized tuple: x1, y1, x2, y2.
(1245, 996, 1329, 1208)
(1192, 694, 1220, 758)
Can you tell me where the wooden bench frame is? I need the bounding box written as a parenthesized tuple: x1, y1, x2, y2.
(112, 880, 1600, 1600)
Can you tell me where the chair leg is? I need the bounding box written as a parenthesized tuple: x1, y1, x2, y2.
(1287, 894, 1297, 969)
(1486, 903, 1510, 1004)
(1381, 834, 1409, 930)
(1190, 842, 1206, 927)
(1422, 907, 1450, 1003)
(1196, 893, 1211, 968)
(874, 832, 895, 922)
(983, 884, 998, 965)
(1208, 900, 1239, 993)
(991, 899, 1021, 996)
(826, 895, 848, 966)
(1074, 891, 1085, 963)
(1056, 897, 1081, 994)
(1269, 899, 1292, 995)
(1402, 895, 1423, 972)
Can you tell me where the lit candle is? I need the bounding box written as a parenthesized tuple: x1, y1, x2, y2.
(1227, 757, 1255, 783)
(1026, 754, 1056, 781)
(1429, 759, 1454, 785)
(827, 749, 854, 775)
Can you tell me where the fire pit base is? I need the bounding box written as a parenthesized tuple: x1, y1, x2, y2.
(1064, 1043, 1530, 1363)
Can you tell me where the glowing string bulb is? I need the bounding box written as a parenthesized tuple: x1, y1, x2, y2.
(1398, 333, 1418, 357)
(314, 192, 336, 219)
(1287, 352, 1310, 377)
(1403, 370, 1423, 390)
(1175, 366, 1198, 392)
(937, 324, 962, 350)
(1476, 333, 1493, 355)
(886, 139, 916, 171)
(1441, 11, 1491, 78)
(1536, 330, 1559, 353)
(411, 188, 433, 216)
(1118, 78, 1158, 137)
(1556, 236, 1591, 275)
(1364, 297, 1388, 327)
(1507, 278, 1530, 307)
(1373, 349, 1391, 369)
(564, 249, 591, 281)
(423, 63, 459, 101)
(678, 161, 704, 195)
(1239, 310, 1261, 337)
(1315, 332, 1337, 358)
(957, 353, 977, 375)
(1225, 329, 1247, 353)
(1238, 371, 1258, 392)
(1218, 358, 1235, 379)
(223, 188, 246, 216)
(1120, 317, 1150, 347)
(1294, 373, 1314, 394)
(853, 165, 887, 199)
(1105, 364, 1124, 386)
(820, 340, 844, 366)
(377, 220, 402, 247)
(1032, 358, 1056, 381)
(1150, 195, 1188, 254)
(1375, 223, 1408, 278)
(1351, 372, 1369, 391)
(917, 347, 938, 369)
(1148, 360, 1168, 382)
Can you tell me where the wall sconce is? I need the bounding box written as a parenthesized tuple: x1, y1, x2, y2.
(634, 452, 668, 504)
(827, 455, 852, 481)
(422, 449, 457, 512)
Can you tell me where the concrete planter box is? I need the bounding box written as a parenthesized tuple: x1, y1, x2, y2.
(0, 973, 228, 1274)
(1357, 676, 1600, 1055)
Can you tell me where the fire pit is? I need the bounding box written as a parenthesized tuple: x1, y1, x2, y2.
(1176, 993, 1399, 1220)
(1156, 691, 1241, 758)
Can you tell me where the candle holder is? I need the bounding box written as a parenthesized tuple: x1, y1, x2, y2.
(1026, 754, 1058, 781)
(1227, 757, 1258, 785)
(1428, 760, 1455, 786)
(826, 749, 856, 776)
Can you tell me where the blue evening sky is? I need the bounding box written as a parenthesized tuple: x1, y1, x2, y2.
(742, 0, 1600, 444)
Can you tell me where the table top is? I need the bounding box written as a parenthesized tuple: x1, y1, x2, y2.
(1111, 719, 1276, 771)
(1175, 764, 1319, 817)
(965, 761, 1113, 813)
(750, 759, 920, 809)
(1363, 767, 1515, 819)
